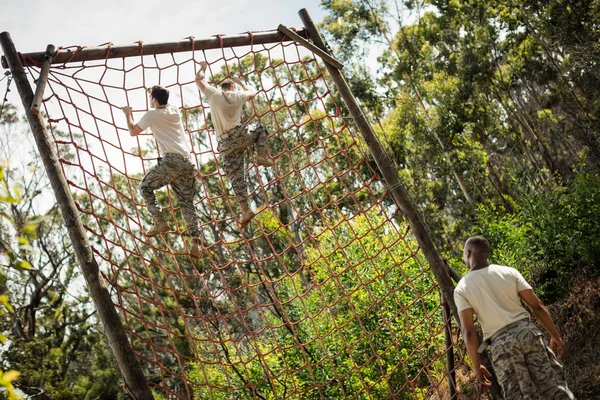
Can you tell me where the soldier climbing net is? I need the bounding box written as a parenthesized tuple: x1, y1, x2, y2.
(18, 29, 484, 399)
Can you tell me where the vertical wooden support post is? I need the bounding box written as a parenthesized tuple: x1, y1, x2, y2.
(30, 44, 54, 115)
(447, 264, 463, 284)
(298, 8, 459, 321)
(0, 31, 154, 400)
(442, 300, 457, 399)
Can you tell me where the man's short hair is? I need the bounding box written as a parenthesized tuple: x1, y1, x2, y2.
(150, 85, 169, 105)
(465, 236, 491, 253)
(220, 79, 234, 91)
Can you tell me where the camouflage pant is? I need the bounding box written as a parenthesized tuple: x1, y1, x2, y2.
(140, 153, 201, 238)
(218, 123, 268, 206)
(490, 320, 575, 400)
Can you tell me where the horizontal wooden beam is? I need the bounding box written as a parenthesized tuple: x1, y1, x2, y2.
(1, 28, 308, 68)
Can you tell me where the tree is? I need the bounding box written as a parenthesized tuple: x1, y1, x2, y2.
(0, 162, 26, 400)
(319, 0, 600, 252)
(0, 107, 123, 399)
(318, 1, 600, 396)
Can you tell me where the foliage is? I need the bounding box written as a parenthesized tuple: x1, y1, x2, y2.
(2, 332, 122, 400)
(0, 114, 124, 399)
(3, 0, 600, 396)
(319, 0, 600, 289)
(0, 162, 37, 272)
(319, 1, 600, 395)
(187, 211, 445, 399)
(1, 161, 32, 400)
(476, 173, 600, 302)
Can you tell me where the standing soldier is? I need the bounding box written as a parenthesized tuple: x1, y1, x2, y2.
(455, 236, 575, 399)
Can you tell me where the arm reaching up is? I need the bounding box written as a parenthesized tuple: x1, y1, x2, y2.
(230, 75, 257, 100)
(195, 61, 209, 92)
(121, 106, 143, 137)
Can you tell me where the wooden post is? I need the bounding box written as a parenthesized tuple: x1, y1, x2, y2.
(442, 300, 457, 399)
(30, 44, 54, 116)
(298, 8, 460, 322)
(277, 24, 343, 69)
(0, 31, 154, 400)
(447, 264, 463, 284)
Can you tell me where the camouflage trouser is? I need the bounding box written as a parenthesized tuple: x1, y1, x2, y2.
(140, 153, 201, 238)
(490, 320, 575, 400)
(217, 123, 268, 206)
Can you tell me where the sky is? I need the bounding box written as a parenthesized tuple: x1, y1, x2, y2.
(1, 0, 327, 109)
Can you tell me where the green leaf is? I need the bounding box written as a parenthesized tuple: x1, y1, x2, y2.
(21, 224, 38, 239)
(17, 260, 32, 270)
(0, 190, 17, 203)
(1, 370, 20, 383)
(0, 211, 14, 223)
(17, 239, 33, 253)
(0, 369, 22, 400)
(0, 295, 14, 313)
(12, 185, 22, 203)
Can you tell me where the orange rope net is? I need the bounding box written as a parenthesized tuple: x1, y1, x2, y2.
(22, 31, 483, 399)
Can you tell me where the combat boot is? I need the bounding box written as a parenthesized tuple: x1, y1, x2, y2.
(240, 208, 256, 228)
(190, 238, 202, 258)
(146, 214, 170, 237)
(256, 147, 273, 167)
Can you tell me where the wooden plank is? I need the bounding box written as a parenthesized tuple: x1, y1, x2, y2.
(277, 24, 343, 70)
(1, 29, 307, 67)
(442, 301, 457, 399)
(30, 44, 55, 116)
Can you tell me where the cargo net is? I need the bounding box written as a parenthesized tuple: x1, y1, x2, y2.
(22, 31, 483, 399)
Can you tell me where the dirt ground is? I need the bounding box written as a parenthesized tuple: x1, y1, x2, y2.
(550, 277, 600, 399)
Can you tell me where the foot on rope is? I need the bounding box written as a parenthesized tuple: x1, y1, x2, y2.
(256, 156, 273, 167)
(146, 215, 170, 237)
(256, 148, 273, 167)
(240, 209, 256, 228)
(189, 238, 202, 258)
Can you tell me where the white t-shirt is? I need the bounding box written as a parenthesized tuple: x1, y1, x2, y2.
(201, 85, 256, 141)
(454, 264, 532, 340)
(137, 106, 191, 156)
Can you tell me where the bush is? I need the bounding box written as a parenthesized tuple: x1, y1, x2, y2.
(474, 173, 600, 302)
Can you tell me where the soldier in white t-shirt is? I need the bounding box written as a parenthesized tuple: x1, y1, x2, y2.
(121, 86, 201, 258)
(195, 61, 273, 228)
(455, 236, 574, 399)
